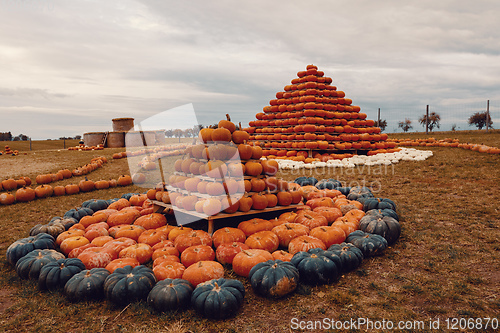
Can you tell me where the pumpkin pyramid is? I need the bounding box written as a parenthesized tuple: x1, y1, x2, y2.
(245, 65, 395, 160)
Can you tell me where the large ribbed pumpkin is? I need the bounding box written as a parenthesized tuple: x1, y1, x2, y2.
(104, 265, 156, 304)
(248, 260, 299, 298)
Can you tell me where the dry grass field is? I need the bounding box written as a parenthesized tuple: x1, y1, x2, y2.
(0, 130, 499, 332)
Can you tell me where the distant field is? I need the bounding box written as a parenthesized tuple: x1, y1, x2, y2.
(0, 137, 193, 153)
(0, 139, 80, 152)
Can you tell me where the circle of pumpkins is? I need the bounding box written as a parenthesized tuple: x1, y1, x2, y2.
(5, 178, 400, 319)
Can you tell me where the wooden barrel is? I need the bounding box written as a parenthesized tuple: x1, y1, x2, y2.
(107, 131, 126, 148)
(155, 131, 166, 145)
(112, 118, 134, 132)
(125, 131, 144, 147)
(143, 131, 157, 146)
(83, 132, 105, 147)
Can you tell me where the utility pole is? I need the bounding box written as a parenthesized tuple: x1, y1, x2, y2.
(426, 105, 429, 135)
(486, 100, 490, 133)
(377, 108, 381, 126)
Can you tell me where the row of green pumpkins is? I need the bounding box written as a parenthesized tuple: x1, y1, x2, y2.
(5, 183, 400, 319)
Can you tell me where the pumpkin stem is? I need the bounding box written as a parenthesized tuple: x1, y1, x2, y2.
(226, 114, 231, 122)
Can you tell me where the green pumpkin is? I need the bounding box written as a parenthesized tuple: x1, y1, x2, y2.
(346, 186, 373, 201)
(64, 268, 110, 301)
(362, 198, 397, 212)
(327, 243, 364, 272)
(315, 178, 342, 190)
(81, 199, 109, 212)
(191, 278, 245, 319)
(147, 278, 193, 312)
(6, 233, 56, 266)
(15, 249, 65, 280)
(249, 260, 299, 298)
(104, 265, 156, 305)
(29, 220, 66, 238)
(359, 214, 401, 245)
(49, 216, 79, 230)
(38, 258, 86, 290)
(346, 230, 388, 257)
(290, 248, 341, 285)
(63, 207, 93, 221)
(365, 208, 399, 221)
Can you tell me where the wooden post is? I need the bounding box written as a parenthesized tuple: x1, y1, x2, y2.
(486, 100, 490, 133)
(377, 108, 381, 126)
(29, 138, 32, 151)
(63, 138, 66, 149)
(426, 105, 429, 135)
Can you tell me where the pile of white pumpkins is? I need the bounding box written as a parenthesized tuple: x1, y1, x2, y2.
(274, 148, 433, 170)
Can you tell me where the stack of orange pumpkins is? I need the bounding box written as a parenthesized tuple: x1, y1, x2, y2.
(244, 65, 393, 160)
(154, 115, 302, 216)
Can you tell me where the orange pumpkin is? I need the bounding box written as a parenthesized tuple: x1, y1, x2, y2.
(212, 227, 246, 248)
(271, 223, 310, 248)
(309, 226, 346, 248)
(137, 229, 169, 247)
(244, 230, 279, 252)
(181, 260, 224, 287)
(174, 230, 212, 253)
(134, 213, 167, 230)
(153, 261, 186, 281)
(105, 258, 140, 273)
(78, 247, 117, 269)
(288, 235, 326, 254)
(238, 218, 273, 236)
(272, 250, 294, 262)
(103, 237, 137, 256)
(59, 235, 90, 255)
(215, 242, 250, 265)
(232, 249, 273, 278)
(119, 243, 153, 264)
(180, 245, 215, 267)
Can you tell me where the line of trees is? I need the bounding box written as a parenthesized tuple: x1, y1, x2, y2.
(397, 111, 493, 133)
(0, 133, 83, 141)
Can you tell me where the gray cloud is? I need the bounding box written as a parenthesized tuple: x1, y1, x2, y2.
(0, 0, 498, 139)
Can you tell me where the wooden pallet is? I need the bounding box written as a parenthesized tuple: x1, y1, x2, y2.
(152, 200, 304, 234)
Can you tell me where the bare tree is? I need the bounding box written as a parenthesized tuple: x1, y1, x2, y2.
(374, 119, 388, 132)
(419, 112, 441, 132)
(173, 129, 184, 143)
(398, 119, 413, 132)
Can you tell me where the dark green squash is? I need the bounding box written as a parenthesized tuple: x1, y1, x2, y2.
(365, 208, 399, 221)
(15, 249, 65, 279)
(82, 199, 110, 212)
(63, 207, 94, 221)
(327, 243, 364, 272)
(362, 198, 397, 212)
(248, 260, 299, 298)
(49, 216, 79, 230)
(294, 177, 318, 186)
(38, 258, 86, 290)
(64, 268, 110, 301)
(359, 214, 401, 245)
(147, 278, 193, 312)
(191, 278, 245, 319)
(6, 233, 56, 266)
(315, 178, 342, 190)
(29, 220, 66, 238)
(346, 186, 373, 201)
(336, 186, 352, 196)
(346, 230, 388, 257)
(104, 265, 156, 304)
(121, 193, 139, 200)
(290, 248, 341, 285)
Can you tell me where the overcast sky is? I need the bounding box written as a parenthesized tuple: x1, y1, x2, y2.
(1, 0, 499, 139)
